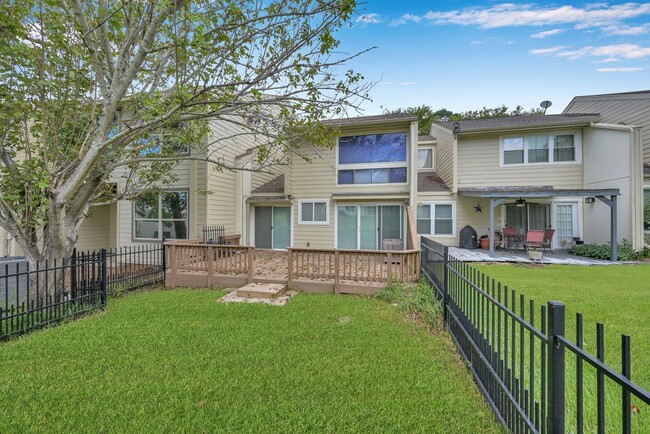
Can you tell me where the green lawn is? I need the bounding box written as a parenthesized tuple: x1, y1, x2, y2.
(474, 263, 650, 431)
(0, 289, 502, 433)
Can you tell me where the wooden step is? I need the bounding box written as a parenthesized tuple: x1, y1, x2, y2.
(236, 283, 287, 299)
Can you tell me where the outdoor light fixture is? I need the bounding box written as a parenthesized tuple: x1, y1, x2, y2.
(515, 198, 527, 208)
(585, 196, 595, 204)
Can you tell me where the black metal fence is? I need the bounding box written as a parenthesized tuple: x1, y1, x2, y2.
(420, 236, 650, 433)
(0, 244, 164, 341)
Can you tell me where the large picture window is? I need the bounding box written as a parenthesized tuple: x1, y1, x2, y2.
(133, 191, 188, 240)
(338, 133, 407, 184)
(501, 132, 580, 166)
(417, 202, 455, 236)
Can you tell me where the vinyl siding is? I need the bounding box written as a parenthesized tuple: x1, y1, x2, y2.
(76, 204, 116, 250)
(565, 94, 650, 163)
(430, 125, 455, 192)
(456, 133, 583, 189)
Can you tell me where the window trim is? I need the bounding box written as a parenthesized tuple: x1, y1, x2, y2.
(499, 131, 582, 167)
(418, 147, 435, 170)
(298, 199, 330, 225)
(417, 201, 456, 237)
(336, 132, 409, 186)
(132, 189, 190, 241)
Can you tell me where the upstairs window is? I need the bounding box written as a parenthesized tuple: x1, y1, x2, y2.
(501, 132, 580, 166)
(418, 148, 434, 169)
(338, 133, 407, 184)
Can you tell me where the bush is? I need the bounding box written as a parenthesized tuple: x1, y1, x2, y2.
(569, 239, 646, 261)
(376, 279, 442, 330)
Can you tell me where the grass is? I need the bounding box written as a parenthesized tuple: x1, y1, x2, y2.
(0, 288, 502, 433)
(473, 262, 650, 431)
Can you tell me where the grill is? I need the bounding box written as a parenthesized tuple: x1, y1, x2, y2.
(459, 225, 478, 249)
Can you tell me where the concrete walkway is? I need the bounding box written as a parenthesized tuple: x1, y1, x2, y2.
(449, 247, 616, 265)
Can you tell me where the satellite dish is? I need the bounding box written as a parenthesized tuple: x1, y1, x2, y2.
(540, 100, 552, 114)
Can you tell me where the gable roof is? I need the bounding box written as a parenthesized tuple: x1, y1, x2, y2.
(418, 172, 449, 192)
(435, 113, 600, 134)
(564, 90, 650, 112)
(251, 174, 284, 194)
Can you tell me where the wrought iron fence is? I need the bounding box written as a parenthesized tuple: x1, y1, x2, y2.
(420, 236, 650, 434)
(0, 244, 164, 341)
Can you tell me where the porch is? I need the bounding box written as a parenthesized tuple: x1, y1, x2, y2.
(449, 247, 616, 265)
(164, 239, 420, 295)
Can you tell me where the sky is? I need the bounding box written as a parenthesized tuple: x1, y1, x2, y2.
(335, 1, 650, 115)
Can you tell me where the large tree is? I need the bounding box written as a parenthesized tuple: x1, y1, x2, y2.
(0, 0, 369, 272)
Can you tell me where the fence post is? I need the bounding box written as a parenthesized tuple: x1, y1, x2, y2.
(287, 249, 293, 289)
(443, 245, 449, 326)
(71, 247, 77, 298)
(169, 245, 177, 287)
(161, 238, 166, 283)
(334, 250, 340, 294)
(547, 301, 566, 434)
(100, 248, 107, 308)
(247, 247, 254, 284)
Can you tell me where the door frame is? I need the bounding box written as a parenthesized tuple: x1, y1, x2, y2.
(334, 203, 406, 250)
(252, 205, 293, 250)
(552, 201, 580, 249)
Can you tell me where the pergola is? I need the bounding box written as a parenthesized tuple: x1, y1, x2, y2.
(458, 188, 621, 261)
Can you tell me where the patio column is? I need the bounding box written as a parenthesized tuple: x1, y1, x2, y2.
(596, 195, 618, 262)
(489, 198, 507, 258)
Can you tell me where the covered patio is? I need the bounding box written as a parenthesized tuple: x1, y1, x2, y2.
(459, 187, 621, 261)
(449, 247, 616, 265)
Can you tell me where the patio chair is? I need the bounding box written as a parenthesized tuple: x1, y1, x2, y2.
(523, 230, 545, 251)
(501, 227, 519, 250)
(542, 228, 556, 254)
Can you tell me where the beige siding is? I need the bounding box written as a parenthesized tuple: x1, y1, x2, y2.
(565, 93, 650, 163)
(252, 165, 285, 191)
(76, 204, 116, 250)
(456, 133, 583, 189)
(292, 202, 335, 249)
(430, 125, 455, 192)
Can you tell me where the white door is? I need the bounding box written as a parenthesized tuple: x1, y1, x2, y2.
(554, 203, 578, 249)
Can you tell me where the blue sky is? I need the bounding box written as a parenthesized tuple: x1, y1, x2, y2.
(336, 1, 650, 115)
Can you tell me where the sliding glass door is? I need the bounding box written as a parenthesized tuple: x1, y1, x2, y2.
(254, 206, 291, 249)
(336, 204, 404, 250)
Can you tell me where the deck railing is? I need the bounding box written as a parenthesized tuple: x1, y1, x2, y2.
(288, 247, 420, 292)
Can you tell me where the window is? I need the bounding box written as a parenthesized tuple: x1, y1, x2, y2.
(140, 122, 190, 156)
(337, 133, 407, 184)
(553, 135, 575, 162)
(527, 136, 549, 163)
(418, 148, 434, 169)
(501, 132, 580, 165)
(133, 191, 188, 240)
(299, 200, 329, 224)
(416, 202, 455, 236)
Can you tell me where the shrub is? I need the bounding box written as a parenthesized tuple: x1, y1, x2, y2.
(569, 239, 643, 261)
(376, 279, 442, 330)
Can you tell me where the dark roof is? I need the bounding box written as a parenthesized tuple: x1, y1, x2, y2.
(458, 186, 620, 198)
(251, 174, 284, 194)
(418, 172, 450, 192)
(321, 113, 417, 127)
(570, 90, 650, 99)
(435, 113, 600, 134)
(418, 135, 435, 142)
(644, 163, 650, 177)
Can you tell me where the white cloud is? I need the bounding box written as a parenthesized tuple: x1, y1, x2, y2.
(531, 29, 564, 39)
(356, 13, 382, 24)
(531, 43, 650, 61)
(389, 14, 421, 27)
(529, 46, 568, 55)
(400, 82, 416, 86)
(421, 3, 650, 29)
(596, 67, 645, 72)
(602, 24, 650, 35)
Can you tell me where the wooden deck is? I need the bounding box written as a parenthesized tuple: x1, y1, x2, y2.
(164, 240, 420, 295)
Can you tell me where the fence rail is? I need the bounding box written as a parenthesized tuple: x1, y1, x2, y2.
(288, 248, 420, 290)
(420, 236, 650, 434)
(1, 244, 164, 341)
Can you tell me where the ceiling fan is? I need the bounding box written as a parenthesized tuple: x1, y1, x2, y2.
(515, 198, 527, 208)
